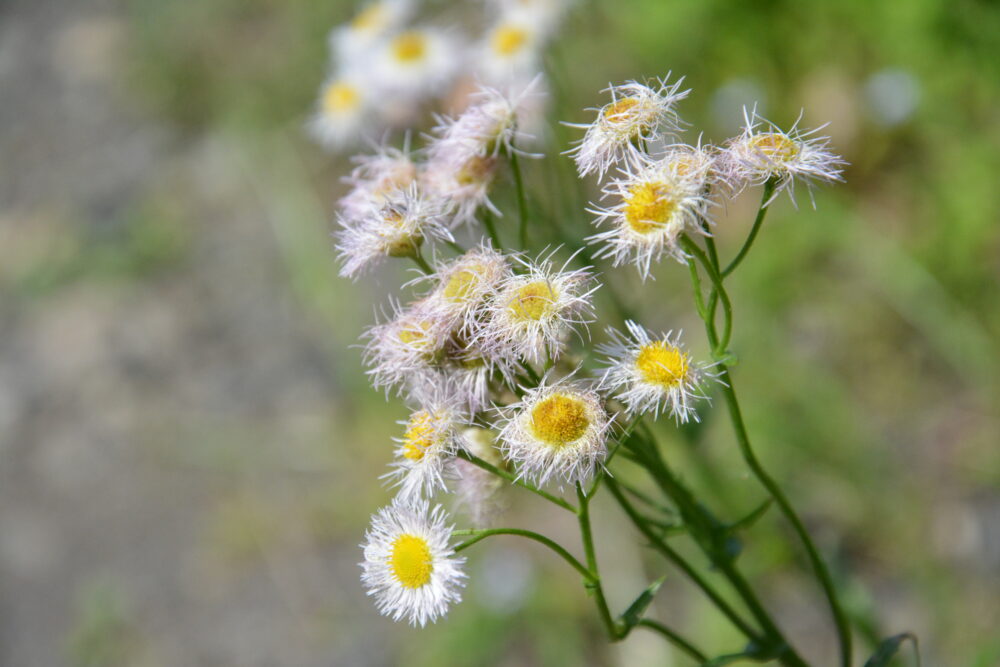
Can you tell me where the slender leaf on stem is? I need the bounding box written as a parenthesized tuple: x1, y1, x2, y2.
(863, 633, 920, 667)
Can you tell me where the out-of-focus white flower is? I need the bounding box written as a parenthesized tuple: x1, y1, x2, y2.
(329, 0, 415, 66)
(336, 184, 453, 278)
(339, 143, 419, 223)
(360, 498, 466, 626)
(495, 376, 611, 487)
(372, 28, 462, 101)
(476, 252, 596, 365)
(308, 75, 371, 150)
(491, 0, 574, 36)
(721, 106, 845, 205)
(455, 427, 508, 527)
(597, 321, 714, 423)
(363, 297, 453, 397)
(384, 401, 464, 501)
(587, 150, 710, 280)
(567, 77, 690, 179)
(476, 19, 544, 86)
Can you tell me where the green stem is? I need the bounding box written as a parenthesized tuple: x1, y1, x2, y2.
(717, 367, 853, 667)
(455, 450, 576, 513)
(577, 483, 623, 640)
(682, 236, 733, 355)
(409, 252, 433, 275)
(635, 619, 708, 663)
(510, 149, 530, 249)
(604, 477, 763, 644)
(453, 528, 592, 582)
(722, 178, 776, 278)
(587, 413, 645, 497)
(481, 210, 503, 251)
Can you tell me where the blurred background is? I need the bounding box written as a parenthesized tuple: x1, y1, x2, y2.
(1, 0, 999, 665)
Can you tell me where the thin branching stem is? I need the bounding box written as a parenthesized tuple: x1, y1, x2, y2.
(455, 450, 576, 513)
(723, 178, 776, 278)
(453, 528, 592, 581)
(635, 619, 708, 663)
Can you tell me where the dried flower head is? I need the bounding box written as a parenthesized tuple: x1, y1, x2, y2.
(363, 297, 453, 397)
(384, 401, 464, 501)
(722, 106, 845, 205)
(567, 77, 690, 179)
(597, 321, 714, 422)
(336, 184, 453, 278)
(495, 376, 611, 486)
(421, 153, 501, 228)
(339, 143, 419, 223)
(361, 498, 466, 626)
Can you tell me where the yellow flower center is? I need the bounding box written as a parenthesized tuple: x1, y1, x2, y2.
(391, 31, 427, 64)
(402, 411, 436, 461)
(529, 394, 590, 447)
(397, 320, 434, 350)
(509, 280, 557, 321)
(389, 534, 434, 589)
(750, 132, 799, 162)
(603, 97, 641, 124)
(442, 264, 485, 302)
(624, 181, 677, 234)
(379, 211, 422, 257)
(636, 341, 689, 387)
(322, 81, 360, 115)
(455, 155, 496, 187)
(492, 25, 528, 56)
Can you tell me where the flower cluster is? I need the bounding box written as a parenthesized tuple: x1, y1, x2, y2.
(571, 81, 845, 280)
(310, 0, 571, 150)
(325, 56, 844, 629)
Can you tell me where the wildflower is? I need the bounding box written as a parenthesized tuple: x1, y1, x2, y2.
(454, 427, 508, 527)
(424, 244, 512, 330)
(722, 106, 845, 205)
(329, 0, 415, 65)
(384, 401, 464, 501)
(360, 498, 466, 626)
(427, 82, 540, 171)
(567, 77, 690, 179)
(372, 27, 461, 100)
(495, 376, 611, 486)
(587, 151, 710, 279)
(477, 19, 543, 86)
(339, 143, 419, 223)
(308, 75, 370, 150)
(364, 298, 453, 397)
(421, 153, 501, 228)
(597, 320, 714, 422)
(336, 184, 453, 278)
(476, 253, 596, 365)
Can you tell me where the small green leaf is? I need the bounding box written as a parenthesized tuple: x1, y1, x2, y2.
(728, 498, 774, 533)
(864, 633, 920, 667)
(620, 576, 667, 632)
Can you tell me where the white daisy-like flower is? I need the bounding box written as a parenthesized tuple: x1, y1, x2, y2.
(339, 143, 419, 223)
(475, 253, 596, 365)
(423, 243, 513, 330)
(721, 106, 846, 205)
(426, 81, 541, 171)
(454, 427, 508, 527)
(596, 320, 714, 423)
(420, 154, 501, 228)
(363, 297, 453, 397)
(360, 498, 466, 626)
(587, 151, 711, 280)
(476, 19, 544, 86)
(491, 0, 573, 36)
(567, 77, 690, 179)
(495, 376, 611, 487)
(329, 0, 415, 66)
(371, 27, 462, 100)
(384, 400, 464, 501)
(336, 184, 453, 278)
(308, 75, 371, 150)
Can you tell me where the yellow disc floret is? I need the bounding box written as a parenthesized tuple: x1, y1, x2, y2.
(398, 320, 434, 350)
(624, 181, 677, 234)
(351, 3, 385, 31)
(509, 281, 557, 321)
(389, 534, 434, 588)
(392, 31, 427, 63)
(402, 411, 436, 461)
(442, 264, 484, 302)
(492, 25, 528, 56)
(750, 132, 799, 163)
(529, 394, 591, 446)
(636, 341, 689, 387)
(603, 97, 641, 124)
(323, 81, 360, 115)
